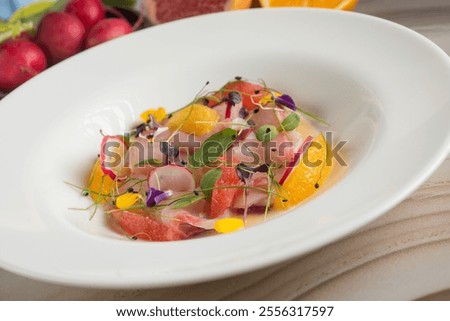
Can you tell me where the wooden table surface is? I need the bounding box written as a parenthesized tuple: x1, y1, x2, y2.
(2, 0, 450, 300)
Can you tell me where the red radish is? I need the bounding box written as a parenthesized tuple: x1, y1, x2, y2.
(146, 0, 232, 25)
(15, 31, 33, 41)
(210, 100, 242, 121)
(36, 12, 86, 64)
(100, 135, 127, 180)
(65, 0, 105, 32)
(210, 166, 243, 218)
(0, 39, 47, 92)
(85, 18, 132, 49)
(148, 165, 195, 192)
(278, 136, 313, 186)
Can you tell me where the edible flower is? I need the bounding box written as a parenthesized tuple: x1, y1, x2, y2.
(275, 94, 296, 111)
(146, 187, 172, 207)
(259, 91, 281, 105)
(140, 107, 167, 123)
(116, 192, 141, 209)
(214, 218, 245, 234)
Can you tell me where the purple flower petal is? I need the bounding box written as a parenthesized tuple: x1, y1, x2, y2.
(275, 94, 296, 111)
(146, 187, 170, 207)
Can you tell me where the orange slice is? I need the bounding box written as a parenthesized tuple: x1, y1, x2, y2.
(274, 133, 332, 210)
(167, 103, 220, 136)
(87, 158, 115, 204)
(232, 0, 253, 9)
(259, 0, 358, 10)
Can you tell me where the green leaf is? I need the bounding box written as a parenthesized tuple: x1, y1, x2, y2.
(9, 1, 55, 23)
(49, 0, 70, 11)
(255, 125, 278, 142)
(102, 0, 136, 9)
(189, 128, 237, 168)
(134, 159, 162, 167)
(200, 168, 222, 200)
(0, 21, 33, 43)
(171, 194, 205, 209)
(9, 0, 69, 26)
(280, 113, 300, 131)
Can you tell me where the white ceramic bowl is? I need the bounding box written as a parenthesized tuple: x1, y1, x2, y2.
(1, 8, 450, 288)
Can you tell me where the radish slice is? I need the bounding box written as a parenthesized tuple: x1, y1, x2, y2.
(232, 189, 268, 209)
(211, 100, 242, 121)
(148, 165, 195, 192)
(278, 135, 313, 185)
(100, 135, 127, 180)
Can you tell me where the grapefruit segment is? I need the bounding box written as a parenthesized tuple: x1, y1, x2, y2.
(111, 210, 204, 241)
(146, 0, 233, 24)
(218, 80, 266, 110)
(210, 166, 243, 218)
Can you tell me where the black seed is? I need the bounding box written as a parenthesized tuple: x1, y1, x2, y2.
(239, 107, 249, 119)
(168, 114, 173, 119)
(181, 160, 187, 166)
(265, 127, 271, 133)
(131, 236, 138, 240)
(254, 108, 259, 114)
(82, 191, 89, 196)
(315, 183, 320, 189)
(205, 81, 210, 86)
(145, 192, 149, 196)
(282, 199, 288, 202)
(235, 76, 242, 80)
(202, 97, 210, 106)
(97, 154, 100, 158)
(231, 135, 237, 140)
(127, 187, 134, 193)
(193, 190, 199, 196)
(271, 148, 277, 152)
(254, 90, 260, 94)
(112, 200, 116, 206)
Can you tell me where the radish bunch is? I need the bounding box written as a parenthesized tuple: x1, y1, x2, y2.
(0, 0, 135, 93)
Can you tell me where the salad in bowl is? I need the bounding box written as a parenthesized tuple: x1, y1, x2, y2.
(72, 77, 333, 241)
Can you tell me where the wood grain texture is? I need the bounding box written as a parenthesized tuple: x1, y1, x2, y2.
(1, 0, 450, 300)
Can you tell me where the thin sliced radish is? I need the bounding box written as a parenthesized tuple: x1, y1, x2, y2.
(148, 165, 195, 192)
(211, 100, 242, 121)
(278, 135, 313, 185)
(232, 189, 268, 209)
(100, 135, 127, 180)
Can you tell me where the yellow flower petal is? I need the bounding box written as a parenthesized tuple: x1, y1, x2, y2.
(116, 193, 140, 209)
(140, 107, 167, 123)
(214, 218, 245, 234)
(259, 94, 274, 105)
(259, 91, 282, 105)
